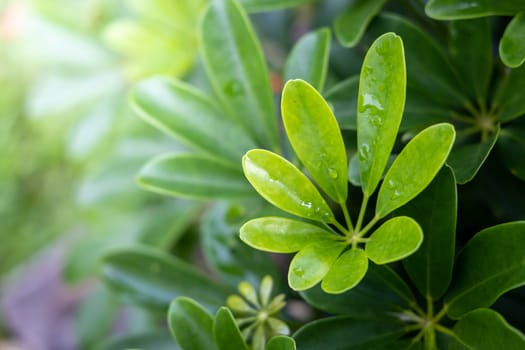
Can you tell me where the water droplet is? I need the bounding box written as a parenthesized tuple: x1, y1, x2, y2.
(358, 144, 370, 161)
(391, 190, 401, 200)
(224, 80, 243, 97)
(387, 179, 396, 189)
(300, 201, 313, 209)
(362, 93, 384, 111)
(328, 168, 338, 179)
(293, 267, 304, 277)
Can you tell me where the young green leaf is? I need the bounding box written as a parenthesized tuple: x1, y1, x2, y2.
(284, 28, 331, 91)
(266, 336, 296, 350)
(449, 309, 525, 350)
(425, 0, 525, 19)
(288, 240, 346, 291)
(397, 166, 457, 299)
(214, 307, 249, 350)
(240, 217, 332, 253)
(357, 32, 406, 196)
(131, 77, 256, 163)
(200, 0, 278, 149)
(334, 0, 387, 47)
(376, 123, 455, 218)
(282, 79, 348, 203)
(242, 149, 335, 223)
(500, 12, 525, 68)
(168, 297, 218, 350)
(138, 153, 254, 200)
(321, 248, 368, 294)
(365, 216, 423, 265)
(445, 222, 525, 318)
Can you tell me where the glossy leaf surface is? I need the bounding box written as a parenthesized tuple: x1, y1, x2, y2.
(214, 307, 248, 350)
(288, 240, 346, 291)
(426, 0, 525, 19)
(201, 0, 278, 149)
(365, 216, 423, 265)
(138, 154, 253, 199)
(240, 217, 332, 253)
(132, 77, 256, 163)
(266, 336, 296, 350)
(334, 0, 387, 47)
(498, 123, 525, 180)
(449, 309, 525, 350)
(501, 12, 525, 67)
(282, 79, 348, 202)
(168, 297, 217, 350)
(284, 29, 330, 91)
(301, 264, 414, 318)
(357, 32, 406, 196)
(446, 222, 525, 318)
(293, 316, 406, 350)
(321, 248, 368, 293)
(238, 0, 315, 12)
(397, 166, 456, 299)
(242, 149, 335, 223)
(101, 247, 230, 310)
(376, 123, 455, 218)
(447, 125, 499, 184)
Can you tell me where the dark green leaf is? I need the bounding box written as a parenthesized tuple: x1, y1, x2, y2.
(425, 0, 525, 19)
(131, 77, 256, 163)
(447, 125, 500, 184)
(284, 28, 331, 91)
(94, 331, 176, 350)
(238, 0, 316, 12)
(168, 297, 218, 350)
(500, 12, 525, 67)
(138, 153, 254, 200)
(449, 309, 525, 350)
(325, 75, 359, 130)
(200, 0, 279, 149)
(321, 248, 368, 293)
(293, 316, 406, 350)
(397, 166, 457, 299)
(266, 336, 296, 350)
(498, 123, 525, 180)
(334, 0, 388, 47)
(214, 307, 249, 350)
(493, 63, 525, 122)
(357, 32, 406, 196)
(445, 222, 525, 318)
(282, 79, 348, 202)
(101, 247, 230, 311)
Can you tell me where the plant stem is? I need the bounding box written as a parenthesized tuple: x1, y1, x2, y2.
(358, 215, 380, 238)
(332, 219, 350, 236)
(354, 194, 369, 233)
(340, 201, 354, 232)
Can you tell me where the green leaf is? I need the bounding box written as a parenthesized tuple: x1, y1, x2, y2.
(284, 28, 331, 91)
(94, 331, 176, 350)
(240, 217, 332, 253)
(131, 77, 256, 164)
(376, 123, 456, 218)
(266, 336, 296, 350)
(321, 248, 368, 293)
(293, 316, 406, 350)
(365, 216, 423, 265)
(242, 149, 335, 223)
(200, 0, 278, 149)
(334, 0, 388, 47)
(493, 63, 525, 122)
(288, 240, 346, 291)
(325, 76, 359, 130)
(501, 12, 525, 67)
(425, 0, 525, 19)
(357, 32, 406, 196)
(138, 153, 254, 200)
(282, 79, 348, 202)
(447, 125, 500, 184)
(449, 309, 525, 350)
(214, 307, 249, 350)
(449, 18, 493, 100)
(238, 0, 316, 12)
(101, 247, 230, 311)
(498, 123, 525, 180)
(168, 297, 218, 350)
(445, 222, 525, 318)
(301, 264, 415, 318)
(397, 166, 457, 299)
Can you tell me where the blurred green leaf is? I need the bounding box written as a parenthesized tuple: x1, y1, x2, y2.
(376, 123, 455, 218)
(325, 76, 359, 130)
(101, 247, 230, 310)
(493, 64, 525, 122)
(498, 123, 525, 180)
(94, 330, 176, 350)
(214, 307, 249, 350)
(168, 297, 218, 350)
(138, 153, 254, 200)
(266, 336, 296, 350)
(282, 79, 348, 202)
(425, 0, 525, 19)
(445, 222, 525, 318)
(284, 28, 330, 91)
(200, 0, 278, 149)
(238, 0, 316, 12)
(449, 309, 525, 350)
(321, 248, 368, 293)
(500, 12, 525, 68)
(334, 0, 387, 47)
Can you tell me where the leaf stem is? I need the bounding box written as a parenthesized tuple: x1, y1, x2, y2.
(340, 201, 354, 232)
(358, 215, 380, 238)
(354, 194, 369, 233)
(332, 219, 350, 236)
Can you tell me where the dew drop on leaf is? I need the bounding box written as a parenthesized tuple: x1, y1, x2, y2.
(224, 80, 243, 97)
(328, 168, 338, 179)
(300, 201, 313, 209)
(358, 143, 370, 161)
(293, 267, 304, 277)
